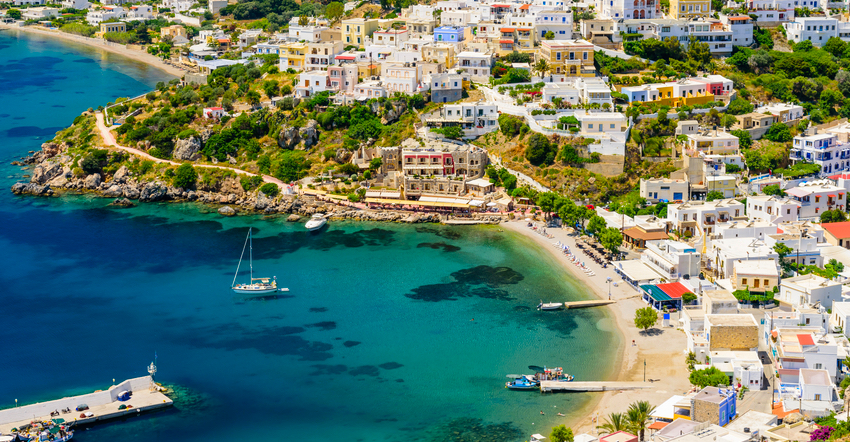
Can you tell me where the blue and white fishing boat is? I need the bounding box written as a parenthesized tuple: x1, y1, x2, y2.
(505, 375, 539, 390)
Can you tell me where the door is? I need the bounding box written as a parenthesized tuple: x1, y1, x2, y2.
(674, 192, 683, 200)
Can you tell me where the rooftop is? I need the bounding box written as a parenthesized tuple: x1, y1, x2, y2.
(822, 221, 850, 239)
(706, 314, 758, 327)
(800, 368, 831, 386)
(694, 386, 735, 404)
(733, 259, 779, 276)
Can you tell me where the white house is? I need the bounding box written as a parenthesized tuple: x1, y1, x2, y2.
(125, 4, 152, 20)
(715, 220, 778, 240)
(667, 198, 745, 237)
(61, 0, 90, 9)
(755, 102, 804, 123)
(746, 195, 800, 224)
(732, 259, 780, 294)
(456, 51, 492, 82)
(86, 6, 126, 25)
(22, 7, 59, 20)
(791, 129, 850, 176)
(785, 180, 846, 219)
(202, 107, 226, 119)
(784, 17, 850, 47)
(707, 238, 778, 278)
(295, 70, 331, 98)
(641, 239, 701, 280)
(640, 178, 689, 203)
(830, 302, 850, 337)
(779, 274, 843, 309)
(709, 351, 764, 390)
(541, 83, 580, 106)
(380, 62, 420, 94)
(426, 101, 499, 138)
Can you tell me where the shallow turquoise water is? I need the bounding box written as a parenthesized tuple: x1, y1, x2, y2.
(0, 30, 620, 442)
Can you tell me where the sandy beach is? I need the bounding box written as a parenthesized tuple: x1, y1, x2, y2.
(501, 220, 692, 436)
(0, 23, 186, 78)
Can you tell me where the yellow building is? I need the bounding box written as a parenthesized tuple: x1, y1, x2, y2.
(160, 24, 186, 40)
(538, 39, 595, 77)
(342, 18, 379, 48)
(669, 0, 711, 18)
(99, 21, 126, 34)
(422, 43, 456, 69)
(279, 42, 307, 71)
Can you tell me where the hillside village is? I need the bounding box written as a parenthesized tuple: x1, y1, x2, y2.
(8, 0, 850, 439)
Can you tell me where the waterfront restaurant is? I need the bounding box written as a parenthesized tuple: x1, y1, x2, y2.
(640, 281, 691, 311)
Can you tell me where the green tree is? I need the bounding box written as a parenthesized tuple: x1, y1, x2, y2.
(259, 182, 279, 197)
(773, 242, 794, 275)
(706, 191, 724, 201)
(634, 306, 657, 332)
(689, 366, 730, 388)
(821, 209, 848, 223)
(533, 59, 551, 80)
(726, 98, 754, 115)
(173, 163, 198, 189)
(6, 9, 22, 19)
(369, 157, 382, 171)
(536, 192, 559, 219)
(764, 123, 792, 142)
(550, 425, 574, 442)
(432, 125, 464, 140)
(626, 401, 653, 442)
(682, 292, 697, 304)
(731, 129, 752, 149)
(245, 90, 261, 106)
(597, 412, 628, 434)
(763, 184, 786, 196)
(325, 1, 344, 22)
(525, 133, 551, 166)
(586, 215, 607, 236)
(687, 37, 711, 69)
(599, 227, 623, 254)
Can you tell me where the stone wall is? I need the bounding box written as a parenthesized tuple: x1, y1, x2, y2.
(709, 324, 758, 351)
(692, 400, 719, 424)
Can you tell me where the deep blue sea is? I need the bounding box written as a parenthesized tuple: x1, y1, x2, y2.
(0, 29, 620, 442)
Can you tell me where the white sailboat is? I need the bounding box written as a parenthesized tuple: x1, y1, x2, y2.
(231, 228, 287, 294)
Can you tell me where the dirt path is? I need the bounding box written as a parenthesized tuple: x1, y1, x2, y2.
(94, 112, 289, 188)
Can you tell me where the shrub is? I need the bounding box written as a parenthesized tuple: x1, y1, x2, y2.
(172, 163, 198, 189)
(259, 182, 279, 197)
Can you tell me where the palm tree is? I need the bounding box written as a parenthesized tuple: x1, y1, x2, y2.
(533, 59, 550, 81)
(597, 412, 628, 435)
(626, 401, 653, 441)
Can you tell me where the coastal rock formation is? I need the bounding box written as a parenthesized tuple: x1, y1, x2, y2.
(199, 129, 213, 143)
(278, 126, 300, 149)
(123, 184, 141, 199)
(11, 147, 504, 226)
(220, 176, 245, 196)
(382, 101, 408, 125)
(103, 184, 124, 197)
(299, 120, 319, 148)
(83, 173, 102, 189)
(173, 136, 202, 161)
(139, 182, 167, 202)
(110, 198, 135, 207)
(113, 165, 130, 183)
(32, 160, 64, 184)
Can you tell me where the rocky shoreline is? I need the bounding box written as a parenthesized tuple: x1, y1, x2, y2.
(10, 143, 504, 225)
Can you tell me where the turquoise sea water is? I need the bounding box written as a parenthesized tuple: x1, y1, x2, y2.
(0, 30, 620, 442)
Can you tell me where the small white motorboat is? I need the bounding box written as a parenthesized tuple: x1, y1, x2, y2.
(537, 302, 564, 311)
(305, 213, 328, 232)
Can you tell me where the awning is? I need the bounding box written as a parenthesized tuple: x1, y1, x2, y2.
(656, 282, 690, 299)
(829, 194, 837, 198)
(336, 55, 355, 60)
(615, 260, 666, 283)
(519, 3, 531, 8)
(467, 178, 493, 187)
(490, 3, 511, 6)
(641, 284, 679, 302)
(499, 40, 515, 44)
(649, 395, 685, 420)
(623, 226, 668, 241)
(500, 28, 515, 32)
(785, 187, 811, 197)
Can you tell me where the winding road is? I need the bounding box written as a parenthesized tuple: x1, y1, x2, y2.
(94, 112, 288, 187)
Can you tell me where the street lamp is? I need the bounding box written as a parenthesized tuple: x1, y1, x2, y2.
(607, 276, 613, 300)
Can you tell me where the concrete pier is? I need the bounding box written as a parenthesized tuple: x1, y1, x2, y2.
(563, 300, 616, 309)
(0, 376, 172, 434)
(539, 381, 653, 392)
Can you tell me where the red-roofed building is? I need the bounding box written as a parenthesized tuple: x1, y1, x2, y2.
(203, 107, 226, 119)
(796, 334, 815, 346)
(823, 221, 850, 248)
(657, 282, 691, 299)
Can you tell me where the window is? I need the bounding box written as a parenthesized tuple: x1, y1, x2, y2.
(815, 363, 823, 369)
(742, 278, 748, 286)
(764, 279, 769, 286)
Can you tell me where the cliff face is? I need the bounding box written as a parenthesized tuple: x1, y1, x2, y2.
(10, 143, 504, 225)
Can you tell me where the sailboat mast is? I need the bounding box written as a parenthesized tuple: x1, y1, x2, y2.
(249, 228, 253, 281)
(232, 229, 250, 288)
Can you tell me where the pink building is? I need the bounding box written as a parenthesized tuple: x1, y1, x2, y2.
(599, 432, 638, 442)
